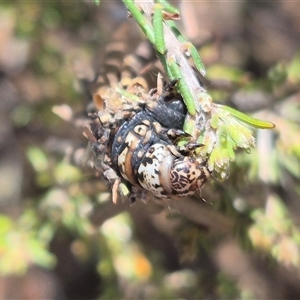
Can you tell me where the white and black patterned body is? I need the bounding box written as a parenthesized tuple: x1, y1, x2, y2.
(84, 28, 210, 202)
(88, 84, 210, 201)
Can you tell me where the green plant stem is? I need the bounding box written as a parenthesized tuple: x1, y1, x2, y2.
(124, 0, 205, 115)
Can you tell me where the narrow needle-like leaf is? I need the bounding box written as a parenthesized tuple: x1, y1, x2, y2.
(220, 105, 276, 129)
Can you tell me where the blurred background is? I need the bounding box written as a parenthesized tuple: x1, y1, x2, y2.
(1, 1, 300, 299)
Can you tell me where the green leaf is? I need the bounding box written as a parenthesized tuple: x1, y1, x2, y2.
(183, 42, 206, 76)
(153, 3, 166, 54)
(167, 56, 197, 115)
(220, 105, 275, 129)
(123, 0, 155, 44)
(156, 0, 179, 14)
